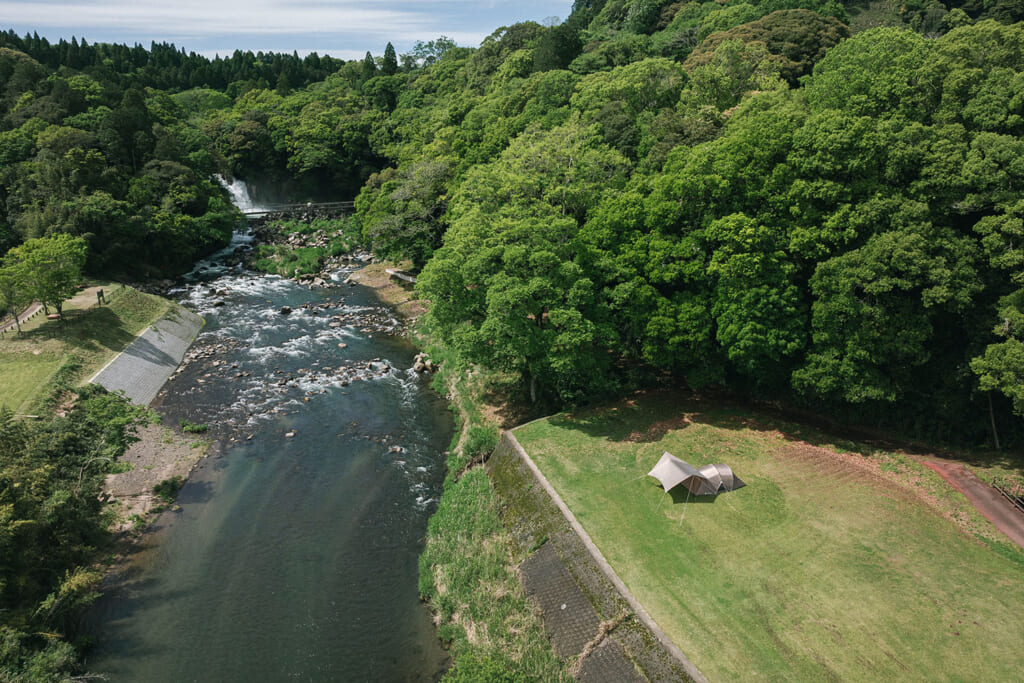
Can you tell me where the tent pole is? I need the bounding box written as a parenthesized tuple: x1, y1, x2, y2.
(679, 488, 692, 526)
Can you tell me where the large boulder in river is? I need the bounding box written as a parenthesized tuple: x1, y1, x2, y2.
(280, 306, 292, 315)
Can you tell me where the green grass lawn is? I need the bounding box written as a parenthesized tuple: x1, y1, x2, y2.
(0, 353, 64, 414)
(0, 286, 170, 412)
(515, 394, 1024, 681)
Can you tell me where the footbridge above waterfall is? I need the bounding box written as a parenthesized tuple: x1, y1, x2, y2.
(241, 201, 355, 218)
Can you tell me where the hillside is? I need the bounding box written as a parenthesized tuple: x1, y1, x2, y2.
(6, 1, 1024, 679)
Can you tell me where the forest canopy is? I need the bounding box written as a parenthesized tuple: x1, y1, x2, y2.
(8, 1, 1024, 679)
(5, 2, 1024, 444)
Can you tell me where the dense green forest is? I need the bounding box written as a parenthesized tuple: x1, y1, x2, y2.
(0, 390, 148, 680)
(6, 0, 1024, 678)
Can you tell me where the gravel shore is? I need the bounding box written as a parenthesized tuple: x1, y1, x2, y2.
(104, 423, 209, 531)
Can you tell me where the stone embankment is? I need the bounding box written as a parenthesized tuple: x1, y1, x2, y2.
(90, 305, 204, 405)
(489, 431, 706, 683)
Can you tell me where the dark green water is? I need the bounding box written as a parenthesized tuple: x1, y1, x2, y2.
(87, 251, 453, 681)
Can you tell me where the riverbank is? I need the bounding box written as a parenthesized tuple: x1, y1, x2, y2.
(347, 261, 427, 322)
(103, 423, 211, 531)
(0, 285, 170, 415)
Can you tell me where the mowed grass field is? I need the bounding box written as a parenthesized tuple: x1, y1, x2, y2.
(515, 394, 1024, 681)
(0, 285, 170, 413)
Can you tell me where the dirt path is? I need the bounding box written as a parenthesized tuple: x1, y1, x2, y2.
(1, 285, 110, 333)
(0, 302, 42, 332)
(922, 459, 1024, 549)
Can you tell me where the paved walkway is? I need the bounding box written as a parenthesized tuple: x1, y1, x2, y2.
(90, 306, 204, 405)
(923, 459, 1024, 549)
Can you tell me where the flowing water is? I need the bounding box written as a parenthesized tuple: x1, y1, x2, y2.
(87, 183, 453, 681)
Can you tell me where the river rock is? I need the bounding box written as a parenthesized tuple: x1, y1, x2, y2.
(280, 306, 292, 315)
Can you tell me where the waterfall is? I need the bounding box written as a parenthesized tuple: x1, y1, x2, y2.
(216, 174, 268, 214)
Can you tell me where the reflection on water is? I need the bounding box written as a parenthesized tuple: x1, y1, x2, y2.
(87, 243, 452, 681)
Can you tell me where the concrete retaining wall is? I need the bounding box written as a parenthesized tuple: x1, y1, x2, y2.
(90, 305, 204, 405)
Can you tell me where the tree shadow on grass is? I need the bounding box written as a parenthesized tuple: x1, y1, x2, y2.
(541, 389, 1024, 473)
(25, 307, 138, 353)
(545, 390, 708, 443)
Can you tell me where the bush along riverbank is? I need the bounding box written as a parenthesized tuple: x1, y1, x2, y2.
(347, 260, 568, 679)
(246, 216, 368, 283)
(0, 382, 152, 679)
(414, 345, 571, 682)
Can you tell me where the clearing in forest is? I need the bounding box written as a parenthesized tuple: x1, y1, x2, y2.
(514, 394, 1024, 681)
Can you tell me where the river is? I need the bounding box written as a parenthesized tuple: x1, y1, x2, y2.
(86, 181, 453, 681)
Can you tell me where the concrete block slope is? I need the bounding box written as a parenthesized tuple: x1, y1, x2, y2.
(91, 306, 203, 405)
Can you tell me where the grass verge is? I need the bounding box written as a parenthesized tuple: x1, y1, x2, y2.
(0, 285, 170, 413)
(514, 392, 1024, 681)
(417, 345, 570, 682)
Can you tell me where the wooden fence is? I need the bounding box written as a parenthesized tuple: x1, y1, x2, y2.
(993, 480, 1024, 515)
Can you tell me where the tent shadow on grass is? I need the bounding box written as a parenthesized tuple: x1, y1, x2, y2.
(667, 485, 719, 505)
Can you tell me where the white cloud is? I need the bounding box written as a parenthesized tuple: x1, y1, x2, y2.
(2, 1, 424, 35)
(0, 0, 572, 55)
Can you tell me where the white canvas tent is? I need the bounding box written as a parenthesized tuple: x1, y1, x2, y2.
(647, 452, 746, 496)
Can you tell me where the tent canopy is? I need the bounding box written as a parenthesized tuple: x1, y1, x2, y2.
(647, 452, 746, 496)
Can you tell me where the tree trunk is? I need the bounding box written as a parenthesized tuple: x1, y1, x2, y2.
(988, 391, 1001, 451)
(6, 306, 21, 334)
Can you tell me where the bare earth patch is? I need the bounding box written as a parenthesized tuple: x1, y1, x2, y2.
(626, 415, 692, 442)
(348, 262, 427, 321)
(104, 423, 208, 531)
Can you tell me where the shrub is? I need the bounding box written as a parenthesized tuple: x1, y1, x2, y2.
(153, 476, 184, 503)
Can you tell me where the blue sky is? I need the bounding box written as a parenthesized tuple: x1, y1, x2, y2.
(0, 0, 574, 60)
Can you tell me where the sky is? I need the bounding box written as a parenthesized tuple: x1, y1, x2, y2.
(0, 0, 575, 61)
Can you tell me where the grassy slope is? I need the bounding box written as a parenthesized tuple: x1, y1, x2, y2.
(515, 394, 1024, 681)
(0, 285, 170, 412)
(415, 343, 570, 680)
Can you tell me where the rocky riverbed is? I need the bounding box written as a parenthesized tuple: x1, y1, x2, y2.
(89, 230, 454, 682)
